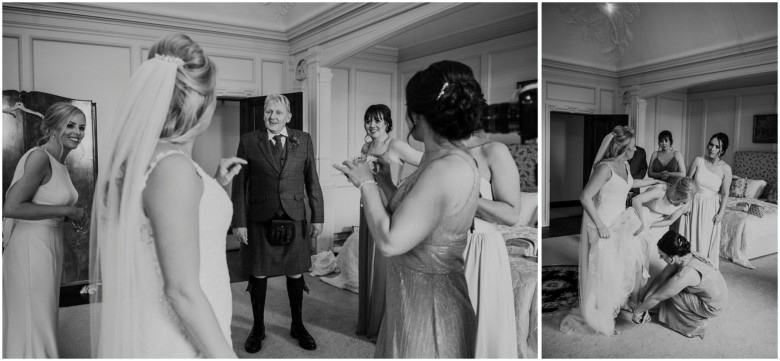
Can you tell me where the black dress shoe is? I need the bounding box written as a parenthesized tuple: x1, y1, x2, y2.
(244, 326, 266, 353)
(290, 324, 316, 350)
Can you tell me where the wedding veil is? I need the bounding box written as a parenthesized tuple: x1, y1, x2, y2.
(88, 55, 180, 357)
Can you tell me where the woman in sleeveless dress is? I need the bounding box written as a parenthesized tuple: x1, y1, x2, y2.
(648, 130, 687, 183)
(336, 60, 484, 357)
(561, 126, 663, 336)
(462, 131, 520, 358)
(90, 34, 245, 358)
(630, 178, 696, 278)
(356, 104, 421, 341)
(632, 230, 728, 339)
(679, 133, 732, 269)
(3, 103, 87, 358)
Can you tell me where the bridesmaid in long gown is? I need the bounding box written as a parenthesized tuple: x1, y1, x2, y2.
(462, 131, 520, 358)
(356, 104, 421, 341)
(632, 230, 728, 339)
(679, 133, 732, 269)
(3, 103, 87, 358)
(336, 60, 484, 357)
(560, 126, 663, 336)
(648, 130, 687, 183)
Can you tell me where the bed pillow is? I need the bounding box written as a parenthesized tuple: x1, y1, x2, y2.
(744, 179, 768, 199)
(729, 176, 747, 198)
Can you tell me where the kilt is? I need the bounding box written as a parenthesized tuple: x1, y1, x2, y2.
(241, 219, 312, 277)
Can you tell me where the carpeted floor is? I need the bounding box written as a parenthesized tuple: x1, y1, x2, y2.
(57, 274, 375, 358)
(541, 234, 778, 358)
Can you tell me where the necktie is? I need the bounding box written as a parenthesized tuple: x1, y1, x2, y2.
(271, 134, 284, 166)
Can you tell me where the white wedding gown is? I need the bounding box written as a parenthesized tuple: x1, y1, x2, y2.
(561, 162, 645, 336)
(133, 150, 233, 357)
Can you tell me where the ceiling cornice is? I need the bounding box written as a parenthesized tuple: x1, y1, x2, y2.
(2, 3, 289, 44)
(287, 3, 464, 57)
(396, 9, 537, 63)
(542, 58, 619, 79)
(618, 37, 777, 88)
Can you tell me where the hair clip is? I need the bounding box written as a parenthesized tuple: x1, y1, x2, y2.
(436, 82, 449, 101)
(154, 54, 184, 65)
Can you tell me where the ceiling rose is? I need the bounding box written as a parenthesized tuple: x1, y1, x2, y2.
(559, 3, 640, 63)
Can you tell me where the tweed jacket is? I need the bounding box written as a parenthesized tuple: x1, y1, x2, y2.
(231, 127, 324, 227)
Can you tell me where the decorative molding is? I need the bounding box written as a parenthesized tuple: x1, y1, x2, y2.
(3, 3, 289, 47)
(543, 59, 619, 80)
(618, 36, 777, 80)
(558, 3, 640, 63)
(287, 3, 414, 55)
(396, 10, 536, 63)
(215, 87, 256, 99)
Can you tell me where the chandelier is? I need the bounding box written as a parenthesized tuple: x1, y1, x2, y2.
(559, 3, 640, 63)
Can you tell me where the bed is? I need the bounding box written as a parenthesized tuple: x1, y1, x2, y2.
(719, 151, 778, 269)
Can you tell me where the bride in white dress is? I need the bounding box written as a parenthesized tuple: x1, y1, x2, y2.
(90, 34, 244, 358)
(561, 126, 662, 336)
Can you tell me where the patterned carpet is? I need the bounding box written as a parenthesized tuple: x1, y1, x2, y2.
(541, 265, 578, 313)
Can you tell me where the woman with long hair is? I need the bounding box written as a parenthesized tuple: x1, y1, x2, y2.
(336, 60, 482, 357)
(561, 125, 663, 336)
(90, 34, 244, 358)
(678, 133, 731, 269)
(3, 103, 87, 358)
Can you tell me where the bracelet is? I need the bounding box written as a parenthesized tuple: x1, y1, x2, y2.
(358, 180, 378, 191)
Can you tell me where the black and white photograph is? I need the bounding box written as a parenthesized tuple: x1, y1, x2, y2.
(541, 2, 777, 359)
(2, 2, 538, 358)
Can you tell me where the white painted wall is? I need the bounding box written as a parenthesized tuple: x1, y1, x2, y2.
(398, 31, 538, 147)
(686, 84, 778, 167)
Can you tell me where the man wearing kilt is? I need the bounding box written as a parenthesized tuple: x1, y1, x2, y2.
(231, 94, 324, 353)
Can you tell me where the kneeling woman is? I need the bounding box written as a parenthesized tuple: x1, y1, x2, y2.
(632, 230, 728, 338)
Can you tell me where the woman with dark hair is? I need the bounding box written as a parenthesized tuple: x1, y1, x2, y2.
(336, 60, 482, 357)
(679, 133, 732, 269)
(3, 102, 88, 358)
(648, 130, 687, 182)
(356, 104, 421, 341)
(90, 34, 244, 357)
(561, 125, 664, 336)
(632, 230, 727, 339)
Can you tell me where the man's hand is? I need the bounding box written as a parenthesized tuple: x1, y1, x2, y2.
(309, 223, 323, 239)
(233, 227, 248, 245)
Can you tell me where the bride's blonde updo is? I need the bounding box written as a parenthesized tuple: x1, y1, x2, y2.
(148, 33, 217, 143)
(604, 125, 635, 160)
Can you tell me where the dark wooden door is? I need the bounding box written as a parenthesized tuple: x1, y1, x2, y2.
(239, 92, 303, 135)
(583, 114, 628, 186)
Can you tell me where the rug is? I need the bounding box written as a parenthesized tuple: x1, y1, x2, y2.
(541, 265, 578, 313)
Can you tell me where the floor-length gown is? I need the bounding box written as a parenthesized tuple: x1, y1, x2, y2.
(658, 254, 727, 338)
(357, 146, 403, 339)
(636, 184, 685, 276)
(679, 158, 724, 269)
(463, 178, 518, 358)
(3, 148, 78, 358)
(560, 162, 644, 336)
(374, 151, 479, 358)
(132, 150, 233, 357)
